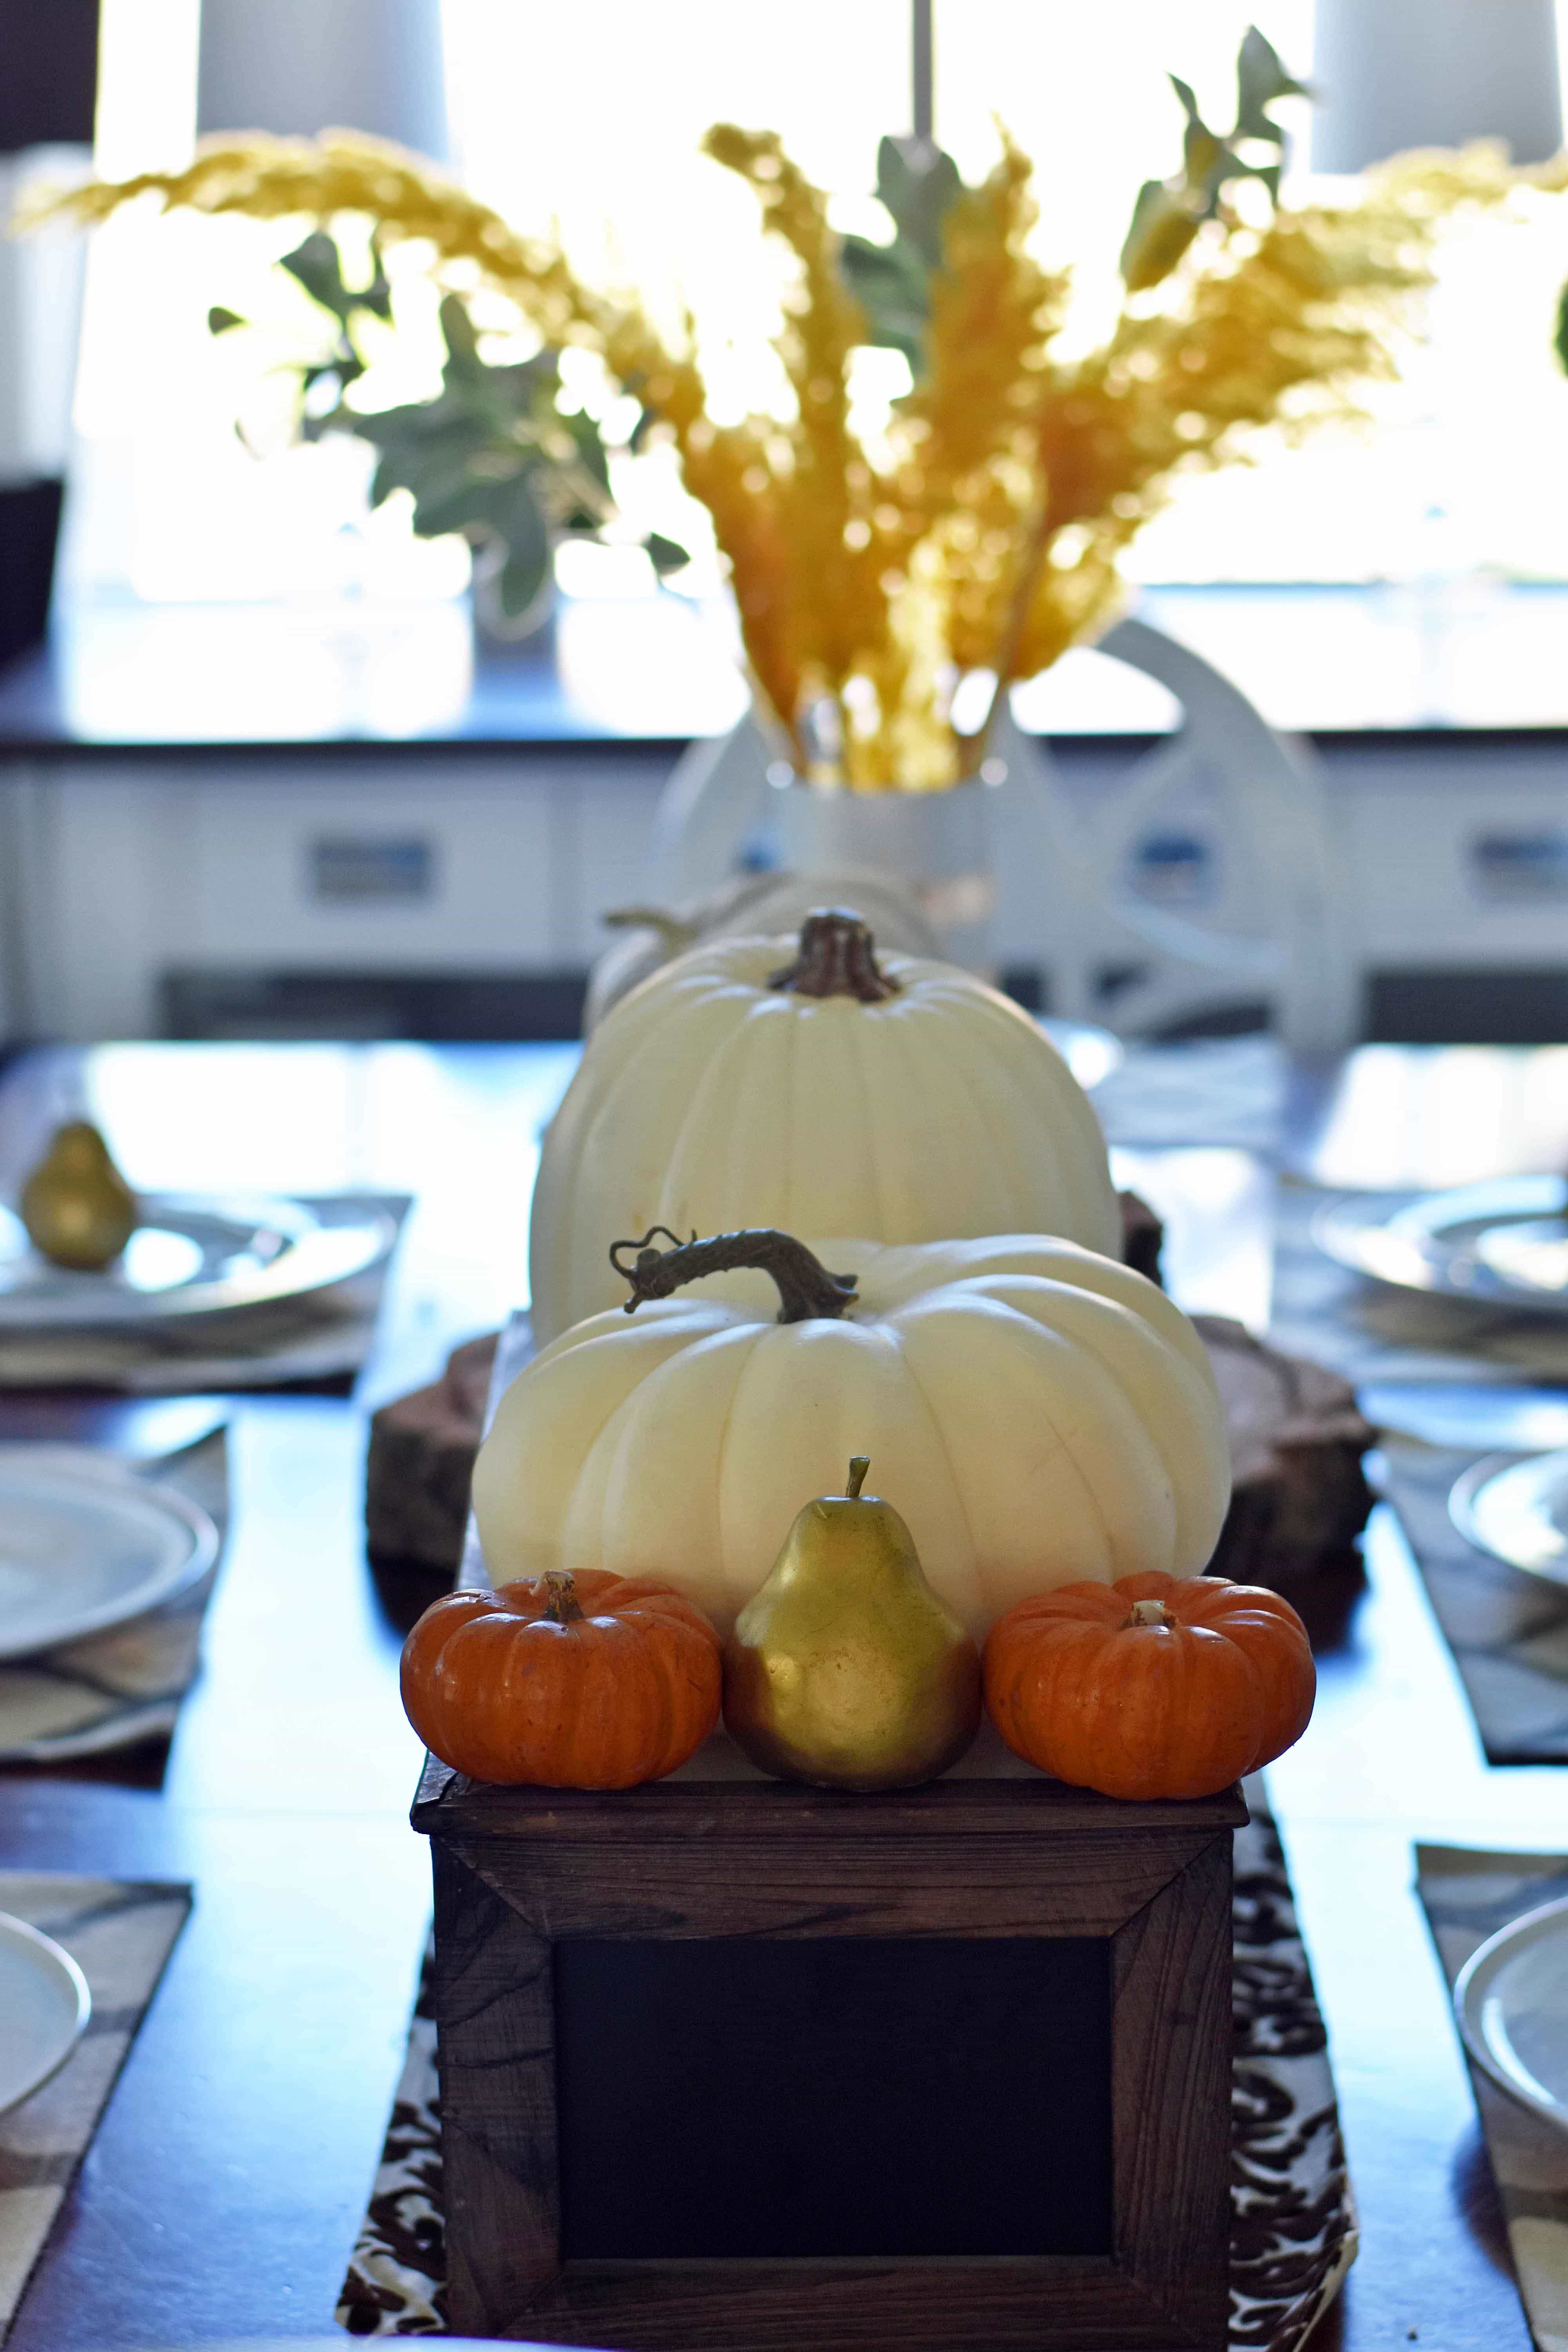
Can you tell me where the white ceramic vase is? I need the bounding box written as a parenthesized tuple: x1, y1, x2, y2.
(770, 777, 998, 977)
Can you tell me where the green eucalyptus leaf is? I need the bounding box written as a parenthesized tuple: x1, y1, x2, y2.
(360, 234, 394, 320)
(360, 411, 496, 511)
(277, 226, 392, 370)
(836, 132, 969, 375)
(1235, 25, 1310, 143)
(840, 234, 929, 367)
(208, 305, 247, 335)
(280, 232, 360, 326)
(1555, 278, 1568, 376)
(1126, 21, 1310, 277)
(409, 477, 504, 538)
(644, 531, 691, 575)
(874, 132, 963, 268)
(483, 480, 552, 615)
(559, 407, 613, 495)
(1120, 178, 1202, 290)
(437, 291, 483, 370)
(1168, 73, 1202, 126)
(269, 272, 621, 596)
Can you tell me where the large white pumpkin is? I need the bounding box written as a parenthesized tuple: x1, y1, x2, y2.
(529, 910, 1120, 1344)
(475, 1229, 1230, 1637)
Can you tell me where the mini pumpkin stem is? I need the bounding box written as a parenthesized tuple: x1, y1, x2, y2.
(768, 909, 900, 1003)
(1126, 1597, 1174, 1630)
(609, 1227, 858, 1324)
(846, 1455, 870, 1499)
(542, 1570, 584, 1624)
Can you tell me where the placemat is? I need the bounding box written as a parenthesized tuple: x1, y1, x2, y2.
(336, 1796, 1356, 2348)
(1378, 1442, 1568, 1765)
(1417, 1843, 1568, 2352)
(1269, 1176, 1568, 1388)
(0, 1428, 228, 1763)
(0, 1872, 191, 2343)
(0, 1194, 409, 1392)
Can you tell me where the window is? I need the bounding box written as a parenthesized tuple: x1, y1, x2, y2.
(61, 5, 1568, 654)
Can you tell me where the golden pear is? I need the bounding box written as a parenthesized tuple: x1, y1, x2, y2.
(723, 1455, 982, 1791)
(19, 1120, 138, 1271)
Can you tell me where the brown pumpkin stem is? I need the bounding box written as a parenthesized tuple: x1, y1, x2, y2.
(542, 1570, 584, 1624)
(609, 1227, 858, 1325)
(846, 1455, 870, 1499)
(1126, 1598, 1174, 1630)
(768, 909, 900, 1003)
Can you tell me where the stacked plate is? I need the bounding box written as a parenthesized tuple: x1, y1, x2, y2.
(1318, 1176, 1568, 1586)
(0, 1916, 91, 2116)
(0, 1192, 396, 1330)
(0, 1447, 219, 1663)
(1316, 1179, 1568, 2131)
(1457, 1897, 1568, 2136)
(1315, 1176, 1568, 1318)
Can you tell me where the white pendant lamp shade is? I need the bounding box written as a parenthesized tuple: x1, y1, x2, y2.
(197, 0, 447, 158)
(1312, 0, 1563, 171)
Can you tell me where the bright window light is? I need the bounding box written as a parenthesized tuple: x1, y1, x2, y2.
(62, 0, 1568, 606)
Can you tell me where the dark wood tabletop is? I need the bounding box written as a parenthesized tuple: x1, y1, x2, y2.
(3, 1037, 1568, 2350)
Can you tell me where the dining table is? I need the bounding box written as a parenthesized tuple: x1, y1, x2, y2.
(3, 1028, 1568, 2352)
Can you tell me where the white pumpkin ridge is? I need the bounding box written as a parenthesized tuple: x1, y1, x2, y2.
(479, 1233, 1231, 1638)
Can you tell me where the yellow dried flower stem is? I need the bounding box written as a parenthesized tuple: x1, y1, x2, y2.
(702, 126, 893, 762)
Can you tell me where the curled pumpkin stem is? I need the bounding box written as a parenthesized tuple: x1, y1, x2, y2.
(609, 1226, 858, 1325)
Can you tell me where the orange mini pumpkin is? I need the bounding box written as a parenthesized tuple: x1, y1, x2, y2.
(401, 1568, 721, 1789)
(984, 1569, 1315, 1800)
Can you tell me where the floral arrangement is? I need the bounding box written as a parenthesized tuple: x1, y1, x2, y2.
(209, 230, 688, 628)
(35, 35, 1562, 787)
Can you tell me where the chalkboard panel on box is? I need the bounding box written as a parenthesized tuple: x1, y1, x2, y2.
(555, 1934, 1113, 2261)
(418, 1758, 1243, 2350)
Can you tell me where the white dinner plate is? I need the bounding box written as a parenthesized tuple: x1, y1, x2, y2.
(1450, 1450, 1568, 1585)
(1315, 1176, 1568, 1317)
(0, 1194, 396, 1328)
(1455, 1894, 1568, 2131)
(0, 1447, 220, 1659)
(0, 1913, 91, 2114)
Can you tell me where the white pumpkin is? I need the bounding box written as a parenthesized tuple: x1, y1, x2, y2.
(529, 910, 1120, 1344)
(475, 1228, 1230, 1637)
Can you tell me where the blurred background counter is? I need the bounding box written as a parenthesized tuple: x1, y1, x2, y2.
(2, 583, 1567, 1049)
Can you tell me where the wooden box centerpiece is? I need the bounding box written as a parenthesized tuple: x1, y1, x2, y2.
(414, 1737, 1243, 2351)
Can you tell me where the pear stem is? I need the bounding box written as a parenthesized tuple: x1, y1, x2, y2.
(541, 1570, 584, 1624)
(846, 1455, 870, 1499)
(610, 1227, 859, 1325)
(1126, 1597, 1174, 1630)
